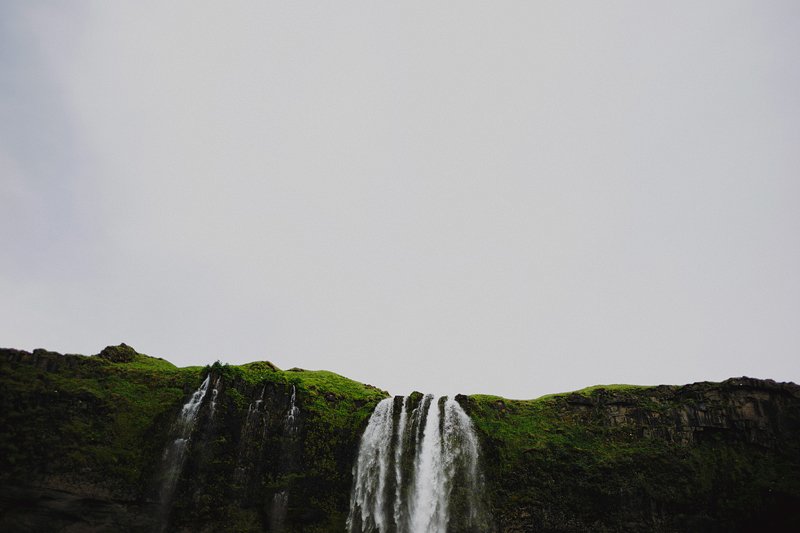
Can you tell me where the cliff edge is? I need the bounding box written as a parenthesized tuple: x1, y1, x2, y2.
(1, 345, 798, 532)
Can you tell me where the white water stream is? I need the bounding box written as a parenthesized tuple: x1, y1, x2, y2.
(347, 395, 488, 532)
(157, 374, 213, 516)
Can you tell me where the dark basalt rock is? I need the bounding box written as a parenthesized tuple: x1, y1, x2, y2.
(463, 378, 800, 532)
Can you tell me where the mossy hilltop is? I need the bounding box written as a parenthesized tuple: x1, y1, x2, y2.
(1, 345, 798, 532)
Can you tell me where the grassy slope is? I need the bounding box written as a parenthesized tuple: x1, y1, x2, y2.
(469, 385, 656, 461)
(3, 345, 799, 531)
(465, 383, 800, 531)
(0, 345, 386, 504)
(200, 360, 388, 530)
(0, 349, 197, 493)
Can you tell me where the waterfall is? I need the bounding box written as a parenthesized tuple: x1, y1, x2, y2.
(270, 490, 289, 532)
(392, 397, 408, 530)
(271, 384, 302, 531)
(285, 384, 300, 434)
(234, 385, 266, 485)
(347, 398, 394, 532)
(347, 395, 490, 533)
(209, 376, 220, 417)
(411, 396, 446, 531)
(157, 374, 212, 512)
(243, 386, 266, 439)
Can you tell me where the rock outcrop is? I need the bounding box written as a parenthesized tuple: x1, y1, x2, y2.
(464, 379, 800, 532)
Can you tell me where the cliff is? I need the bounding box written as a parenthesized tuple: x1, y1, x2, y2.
(1, 345, 798, 532)
(464, 379, 800, 532)
(0, 345, 385, 532)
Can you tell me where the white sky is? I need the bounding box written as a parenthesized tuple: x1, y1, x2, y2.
(2, 2, 799, 398)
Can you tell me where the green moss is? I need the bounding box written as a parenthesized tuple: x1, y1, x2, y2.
(226, 387, 247, 410)
(0, 346, 392, 531)
(284, 369, 385, 399)
(535, 383, 654, 401)
(466, 381, 800, 531)
(3, 347, 799, 532)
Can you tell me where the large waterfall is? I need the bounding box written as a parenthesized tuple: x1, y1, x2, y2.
(348, 395, 490, 533)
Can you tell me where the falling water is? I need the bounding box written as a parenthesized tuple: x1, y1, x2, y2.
(347, 395, 489, 533)
(285, 384, 300, 434)
(242, 386, 266, 439)
(392, 397, 408, 530)
(271, 384, 302, 531)
(209, 376, 220, 417)
(157, 375, 212, 513)
(348, 398, 395, 532)
(234, 385, 266, 485)
(411, 396, 446, 531)
(270, 490, 289, 532)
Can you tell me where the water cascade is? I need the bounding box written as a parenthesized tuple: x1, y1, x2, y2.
(209, 376, 220, 417)
(392, 397, 408, 529)
(270, 489, 289, 532)
(285, 384, 300, 434)
(157, 375, 212, 512)
(271, 384, 302, 532)
(348, 395, 490, 533)
(234, 385, 267, 485)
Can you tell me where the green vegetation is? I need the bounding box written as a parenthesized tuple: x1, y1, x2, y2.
(535, 382, 655, 400)
(0, 347, 202, 492)
(464, 379, 800, 531)
(468, 384, 657, 460)
(1, 346, 798, 532)
(0, 345, 386, 531)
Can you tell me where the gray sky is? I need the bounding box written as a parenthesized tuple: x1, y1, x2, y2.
(2, 2, 799, 399)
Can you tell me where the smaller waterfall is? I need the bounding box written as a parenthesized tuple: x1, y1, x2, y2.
(270, 490, 289, 532)
(348, 398, 395, 532)
(285, 384, 300, 434)
(209, 377, 220, 417)
(234, 385, 267, 485)
(444, 398, 483, 527)
(157, 375, 212, 510)
(272, 384, 302, 531)
(242, 386, 266, 441)
(348, 395, 489, 533)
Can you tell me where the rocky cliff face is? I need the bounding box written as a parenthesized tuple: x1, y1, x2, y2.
(0, 346, 385, 532)
(464, 378, 800, 532)
(1, 346, 799, 532)
(559, 377, 798, 447)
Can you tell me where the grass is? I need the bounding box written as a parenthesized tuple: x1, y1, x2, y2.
(535, 383, 655, 401)
(4, 345, 798, 532)
(467, 382, 671, 465)
(0, 343, 388, 527)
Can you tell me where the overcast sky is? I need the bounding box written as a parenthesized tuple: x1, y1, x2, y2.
(2, 2, 799, 399)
